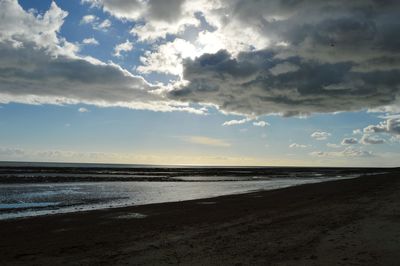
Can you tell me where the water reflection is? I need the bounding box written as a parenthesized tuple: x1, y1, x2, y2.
(0, 177, 345, 220)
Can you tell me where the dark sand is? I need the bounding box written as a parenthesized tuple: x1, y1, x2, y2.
(1, 172, 400, 265)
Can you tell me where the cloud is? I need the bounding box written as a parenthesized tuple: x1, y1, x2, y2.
(289, 143, 307, 149)
(77, 1, 400, 117)
(353, 129, 362, 135)
(253, 121, 269, 127)
(80, 14, 97, 24)
(269, 62, 299, 76)
(113, 40, 133, 57)
(4, 0, 400, 118)
(390, 135, 400, 143)
(0, 41, 161, 107)
(360, 135, 385, 145)
(80, 14, 110, 31)
(170, 48, 400, 116)
(82, 0, 201, 41)
(82, 37, 99, 45)
(221, 118, 269, 127)
(78, 107, 89, 112)
(82, 0, 185, 22)
(180, 136, 231, 147)
(364, 118, 400, 136)
(0, 147, 25, 157)
(222, 118, 250, 126)
(310, 147, 373, 158)
(0, 1, 205, 114)
(97, 19, 111, 30)
(341, 137, 358, 145)
(311, 131, 331, 141)
(163, 1, 400, 116)
(137, 38, 198, 77)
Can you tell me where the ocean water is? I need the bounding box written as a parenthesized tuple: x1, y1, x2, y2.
(1, 162, 384, 220)
(0, 178, 346, 220)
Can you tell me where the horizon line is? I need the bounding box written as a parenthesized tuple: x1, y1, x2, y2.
(0, 160, 397, 169)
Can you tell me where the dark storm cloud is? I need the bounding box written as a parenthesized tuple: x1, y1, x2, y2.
(170, 49, 400, 116)
(169, 0, 400, 116)
(2, 0, 400, 115)
(147, 0, 185, 22)
(0, 42, 160, 105)
(82, 0, 185, 22)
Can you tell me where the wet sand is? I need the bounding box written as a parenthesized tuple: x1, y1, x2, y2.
(1, 171, 400, 265)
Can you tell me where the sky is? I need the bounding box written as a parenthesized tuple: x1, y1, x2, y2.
(0, 0, 399, 166)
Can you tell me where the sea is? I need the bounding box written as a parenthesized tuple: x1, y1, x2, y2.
(0, 161, 386, 220)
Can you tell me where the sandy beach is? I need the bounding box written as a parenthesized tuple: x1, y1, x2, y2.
(1, 171, 400, 265)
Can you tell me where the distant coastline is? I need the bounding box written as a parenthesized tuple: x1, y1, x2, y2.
(0, 161, 394, 183)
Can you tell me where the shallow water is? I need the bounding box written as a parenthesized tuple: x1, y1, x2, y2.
(0, 177, 351, 220)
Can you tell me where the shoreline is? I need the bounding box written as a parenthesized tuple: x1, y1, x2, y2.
(0, 176, 355, 221)
(1, 172, 400, 265)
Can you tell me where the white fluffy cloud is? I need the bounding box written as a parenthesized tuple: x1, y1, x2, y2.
(97, 18, 111, 30)
(253, 121, 269, 127)
(311, 131, 331, 141)
(80, 14, 97, 24)
(80, 14, 111, 31)
(222, 118, 250, 126)
(289, 143, 307, 149)
(78, 107, 89, 112)
(82, 37, 99, 45)
(113, 40, 133, 57)
(221, 118, 269, 127)
(138, 38, 198, 77)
